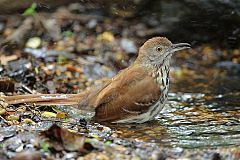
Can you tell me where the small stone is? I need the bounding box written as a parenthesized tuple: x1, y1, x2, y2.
(0, 108, 6, 115)
(87, 19, 97, 29)
(26, 37, 41, 48)
(15, 144, 24, 152)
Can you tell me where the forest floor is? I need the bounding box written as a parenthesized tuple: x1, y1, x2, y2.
(0, 3, 240, 160)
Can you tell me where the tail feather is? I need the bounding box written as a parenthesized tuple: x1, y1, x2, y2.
(2, 80, 110, 109)
(4, 94, 82, 105)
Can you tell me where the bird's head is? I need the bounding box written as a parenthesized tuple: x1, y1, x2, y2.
(136, 37, 190, 67)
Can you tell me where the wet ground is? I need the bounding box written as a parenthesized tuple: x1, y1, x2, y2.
(0, 2, 240, 159)
(1, 56, 240, 159)
(109, 69, 240, 149)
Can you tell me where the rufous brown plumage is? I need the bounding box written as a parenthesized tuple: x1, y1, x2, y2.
(2, 37, 190, 123)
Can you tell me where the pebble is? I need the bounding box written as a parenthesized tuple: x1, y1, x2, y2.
(0, 107, 6, 115)
(15, 144, 24, 152)
(25, 37, 41, 48)
(87, 19, 97, 29)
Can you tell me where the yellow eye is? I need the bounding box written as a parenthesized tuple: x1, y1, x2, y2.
(156, 46, 162, 52)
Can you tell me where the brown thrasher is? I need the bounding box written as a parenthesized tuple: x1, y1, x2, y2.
(3, 37, 190, 123)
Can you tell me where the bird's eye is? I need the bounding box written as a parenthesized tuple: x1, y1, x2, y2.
(156, 46, 162, 52)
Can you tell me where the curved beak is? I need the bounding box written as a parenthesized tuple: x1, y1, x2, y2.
(171, 43, 191, 52)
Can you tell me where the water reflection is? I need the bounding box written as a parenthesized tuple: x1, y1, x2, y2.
(110, 70, 240, 148)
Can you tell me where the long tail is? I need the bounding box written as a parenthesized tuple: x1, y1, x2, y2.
(2, 80, 110, 108)
(4, 93, 84, 106)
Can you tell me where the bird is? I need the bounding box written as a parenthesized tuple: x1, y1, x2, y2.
(2, 37, 190, 123)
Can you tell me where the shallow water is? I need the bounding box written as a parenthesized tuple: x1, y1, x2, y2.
(110, 69, 240, 149)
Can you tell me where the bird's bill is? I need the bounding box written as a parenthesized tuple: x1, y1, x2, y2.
(171, 43, 191, 52)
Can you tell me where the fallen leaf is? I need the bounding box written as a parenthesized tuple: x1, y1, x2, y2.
(41, 111, 57, 118)
(41, 124, 94, 152)
(0, 55, 18, 65)
(56, 112, 67, 119)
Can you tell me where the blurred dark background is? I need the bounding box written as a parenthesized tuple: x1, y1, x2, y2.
(0, 0, 239, 48)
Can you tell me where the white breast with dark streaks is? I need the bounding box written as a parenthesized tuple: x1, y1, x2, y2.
(115, 60, 170, 123)
(156, 62, 170, 102)
(148, 62, 170, 119)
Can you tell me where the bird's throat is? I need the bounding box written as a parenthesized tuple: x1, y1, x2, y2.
(153, 60, 170, 100)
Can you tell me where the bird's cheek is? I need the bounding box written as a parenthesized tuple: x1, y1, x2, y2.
(148, 55, 155, 61)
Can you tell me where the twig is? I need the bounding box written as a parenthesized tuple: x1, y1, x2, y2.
(0, 115, 10, 125)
